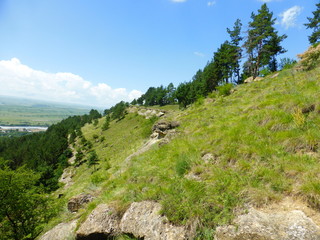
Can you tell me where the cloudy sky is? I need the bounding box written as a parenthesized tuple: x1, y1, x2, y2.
(0, 0, 316, 108)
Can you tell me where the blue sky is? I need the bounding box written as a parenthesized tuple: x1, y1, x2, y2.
(0, 0, 317, 108)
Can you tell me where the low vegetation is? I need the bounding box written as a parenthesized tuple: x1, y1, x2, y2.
(36, 60, 320, 239)
(1, 2, 320, 239)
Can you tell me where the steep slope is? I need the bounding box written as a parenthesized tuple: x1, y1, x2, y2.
(40, 64, 320, 239)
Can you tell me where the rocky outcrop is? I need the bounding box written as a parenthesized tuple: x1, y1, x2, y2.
(120, 201, 196, 240)
(215, 208, 320, 240)
(75, 201, 195, 240)
(68, 193, 94, 212)
(76, 204, 120, 239)
(39, 220, 77, 240)
(128, 106, 166, 119)
(152, 120, 180, 139)
(59, 167, 75, 189)
(244, 76, 263, 83)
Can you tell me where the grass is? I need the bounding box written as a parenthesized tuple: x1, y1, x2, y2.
(47, 65, 320, 239)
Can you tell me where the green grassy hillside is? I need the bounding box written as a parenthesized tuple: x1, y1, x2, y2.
(50, 64, 320, 238)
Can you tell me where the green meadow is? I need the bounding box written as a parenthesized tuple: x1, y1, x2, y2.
(0, 96, 92, 126)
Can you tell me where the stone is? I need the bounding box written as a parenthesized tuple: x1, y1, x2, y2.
(39, 220, 77, 240)
(244, 76, 263, 83)
(157, 111, 165, 117)
(302, 104, 315, 114)
(215, 208, 320, 240)
(201, 153, 215, 163)
(152, 121, 180, 133)
(68, 193, 94, 212)
(76, 204, 120, 239)
(244, 76, 254, 83)
(253, 77, 264, 82)
(59, 167, 74, 188)
(120, 201, 195, 240)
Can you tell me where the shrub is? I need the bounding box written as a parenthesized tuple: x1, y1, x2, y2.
(176, 158, 191, 177)
(297, 44, 320, 71)
(216, 83, 233, 96)
(279, 58, 297, 70)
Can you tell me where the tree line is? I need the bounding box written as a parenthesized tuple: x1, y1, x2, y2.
(130, 3, 320, 108)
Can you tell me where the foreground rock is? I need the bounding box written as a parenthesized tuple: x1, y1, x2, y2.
(120, 201, 195, 240)
(244, 76, 263, 83)
(76, 204, 120, 239)
(39, 220, 77, 240)
(215, 208, 320, 240)
(68, 193, 94, 212)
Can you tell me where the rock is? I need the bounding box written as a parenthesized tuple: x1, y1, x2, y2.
(244, 76, 254, 83)
(76, 204, 120, 239)
(120, 201, 195, 240)
(270, 73, 279, 78)
(68, 193, 94, 212)
(152, 121, 171, 132)
(170, 121, 180, 128)
(201, 153, 215, 163)
(152, 121, 180, 133)
(244, 76, 263, 83)
(59, 167, 75, 189)
(215, 208, 320, 240)
(302, 104, 315, 114)
(157, 111, 165, 117)
(39, 220, 77, 240)
(254, 77, 264, 82)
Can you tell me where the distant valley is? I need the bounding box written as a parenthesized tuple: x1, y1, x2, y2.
(0, 96, 93, 126)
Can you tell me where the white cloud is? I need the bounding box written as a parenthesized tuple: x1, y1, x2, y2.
(171, 0, 187, 2)
(258, 0, 282, 2)
(279, 5, 303, 29)
(0, 58, 142, 108)
(207, 1, 216, 6)
(194, 51, 205, 57)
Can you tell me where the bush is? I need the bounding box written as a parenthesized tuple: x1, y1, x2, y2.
(297, 44, 320, 71)
(216, 83, 233, 96)
(259, 67, 271, 77)
(279, 58, 297, 70)
(176, 158, 191, 177)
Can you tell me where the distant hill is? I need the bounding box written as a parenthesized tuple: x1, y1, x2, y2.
(0, 96, 93, 126)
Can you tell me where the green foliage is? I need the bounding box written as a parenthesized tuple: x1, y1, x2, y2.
(244, 3, 287, 77)
(175, 157, 191, 177)
(0, 161, 55, 240)
(216, 83, 233, 96)
(136, 83, 176, 106)
(305, 3, 320, 45)
(259, 67, 272, 77)
(279, 58, 297, 70)
(297, 44, 320, 71)
(75, 150, 85, 166)
(87, 150, 100, 171)
(102, 115, 110, 131)
(93, 119, 99, 126)
(106, 101, 129, 121)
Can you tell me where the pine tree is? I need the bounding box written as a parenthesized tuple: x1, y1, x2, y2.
(102, 115, 110, 131)
(305, 2, 320, 45)
(227, 19, 243, 83)
(244, 4, 287, 78)
(87, 150, 100, 171)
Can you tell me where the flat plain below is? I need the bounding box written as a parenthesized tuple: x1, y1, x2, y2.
(0, 96, 92, 126)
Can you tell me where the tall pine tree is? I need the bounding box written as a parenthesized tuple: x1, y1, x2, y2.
(227, 19, 243, 83)
(305, 2, 320, 45)
(244, 4, 287, 78)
